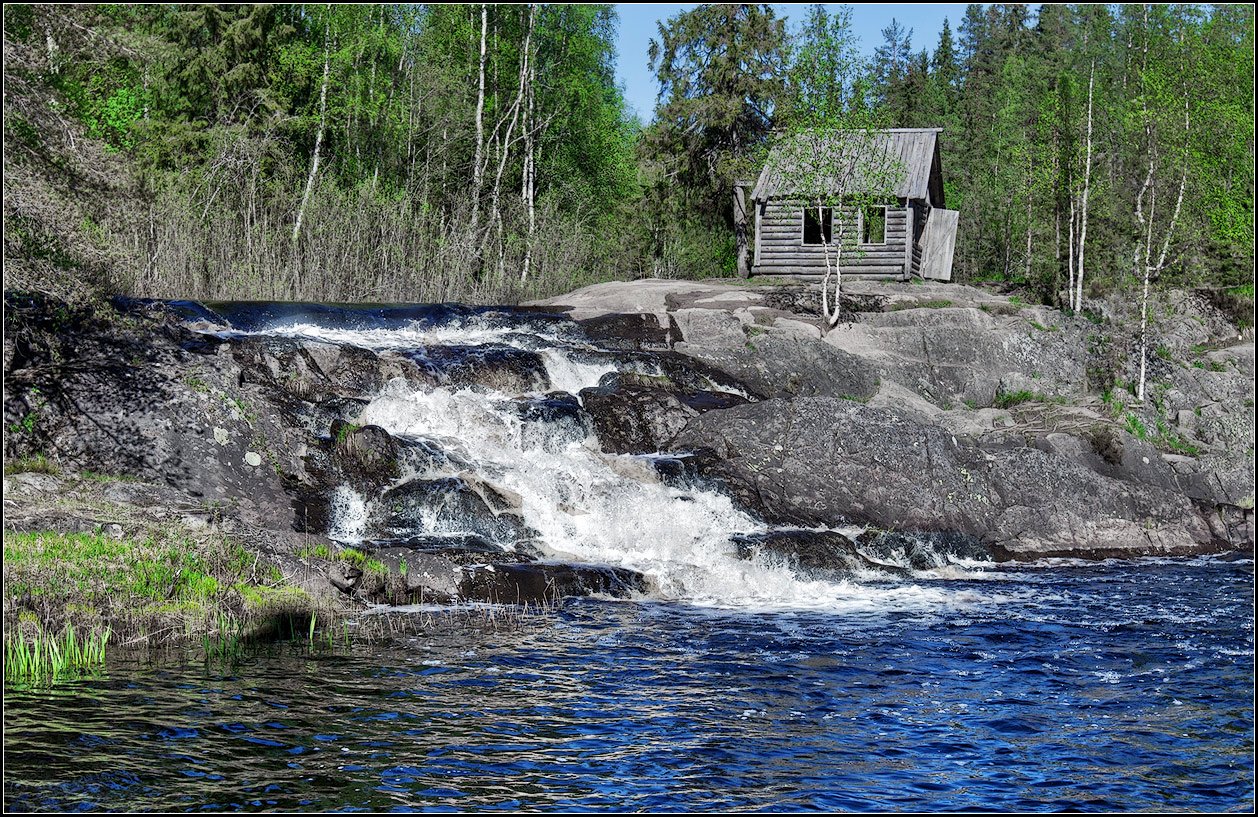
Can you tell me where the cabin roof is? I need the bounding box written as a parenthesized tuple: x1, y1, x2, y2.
(752, 128, 945, 206)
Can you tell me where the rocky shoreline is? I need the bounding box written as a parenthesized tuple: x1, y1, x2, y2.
(3, 279, 1253, 641)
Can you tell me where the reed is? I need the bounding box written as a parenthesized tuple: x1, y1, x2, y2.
(4, 623, 110, 686)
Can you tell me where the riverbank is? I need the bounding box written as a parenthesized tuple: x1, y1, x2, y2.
(3, 278, 1253, 664)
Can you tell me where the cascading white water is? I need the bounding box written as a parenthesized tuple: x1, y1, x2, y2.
(239, 315, 986, 611)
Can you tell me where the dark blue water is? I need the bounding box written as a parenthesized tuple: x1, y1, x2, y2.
(4, 556, 1253, 812)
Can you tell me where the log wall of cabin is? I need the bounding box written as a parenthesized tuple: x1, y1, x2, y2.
(753, 198, 910, 277)
(909, 200, 929, 278)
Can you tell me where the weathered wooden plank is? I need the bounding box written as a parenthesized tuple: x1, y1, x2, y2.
(760, 239, 907, 250)
(760, 248, 907, 260)
(760, 250, 907, 262)
(754, 264, 907, 276)
(919, 208, 958, 281)
(761, 228, 907, 241)
(761, 215, 908, 228)
(761, 211, 907, 223)
(903, 206, 914, 281)
(757, 259, 907, 270)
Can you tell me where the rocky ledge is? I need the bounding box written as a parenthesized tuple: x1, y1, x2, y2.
(530, 278, 1255, 559)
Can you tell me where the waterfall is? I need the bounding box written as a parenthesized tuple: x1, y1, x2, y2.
(214, 305, 986, 611)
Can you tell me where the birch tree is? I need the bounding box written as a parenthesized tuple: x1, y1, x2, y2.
(1131, 4, 1191, 403)
(292, 8, 331, 245)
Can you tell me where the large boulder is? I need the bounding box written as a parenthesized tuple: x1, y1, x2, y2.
(579, 374, 699, 455)
(675, 397, 1227, 559)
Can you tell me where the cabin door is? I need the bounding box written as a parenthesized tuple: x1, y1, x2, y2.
(919, 209, 958, 282)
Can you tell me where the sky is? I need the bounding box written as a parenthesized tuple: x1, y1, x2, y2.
(614, 3, 974, 121)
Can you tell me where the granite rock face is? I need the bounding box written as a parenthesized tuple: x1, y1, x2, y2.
(533, 278, 1255, 558)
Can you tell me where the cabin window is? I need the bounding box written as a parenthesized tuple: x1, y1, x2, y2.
(860, 205, 887, 244)
(802, 207, 833, 245)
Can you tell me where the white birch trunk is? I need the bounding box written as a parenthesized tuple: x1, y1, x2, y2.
(1074, 59, 1095, 312)
(521, 6, 538, 284)
(470, 4, 488, 236)
(293, 14, 332, 245)
(820, 204, 842, 328)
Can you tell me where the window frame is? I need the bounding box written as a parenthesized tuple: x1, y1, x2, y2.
(801, 206, 834, 246)
(859, 205, 888, 246)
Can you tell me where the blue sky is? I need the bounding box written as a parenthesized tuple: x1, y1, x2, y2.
(614, 3, 974, 121)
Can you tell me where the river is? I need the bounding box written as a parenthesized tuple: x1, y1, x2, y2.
(3, 557, 1253, 811)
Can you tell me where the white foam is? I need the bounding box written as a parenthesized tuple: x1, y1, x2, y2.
(352, 379, 987, 612)
(328, 484, 368, 543)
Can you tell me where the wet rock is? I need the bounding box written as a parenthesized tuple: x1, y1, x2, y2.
(500, 393, 591, 450)
(403, 345, 549, 394)
(576, 312, 679, 351)
(579, 374, 698, 455)
(363, 533, 532, 565)
(458, 562, 651, 604)
(232, 336, 431, 402)
(372, 476, 533, 545)
(368, 547, 463, 602)
(853, 529, 990, 570)
(330, 421, 402, 491)
(676, 397, 1227, 559)
(733, 529, 897, 577)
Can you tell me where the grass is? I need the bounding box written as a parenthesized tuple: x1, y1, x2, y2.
(334, 422, 362, 444)
(3, 453, 60, 475)
(889, 298, 952, 311)
(4, 623, 110, 687)
(993, 389, 1038, 409)
(3, 526, 328, 675)
(1154, 418, 1202, 457)
(297, 542, 333, 560)
(340, 547, 386, 575)
(184, 374, 210, 393)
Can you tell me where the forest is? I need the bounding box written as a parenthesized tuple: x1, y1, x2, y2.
(2, 3, 1253, 308)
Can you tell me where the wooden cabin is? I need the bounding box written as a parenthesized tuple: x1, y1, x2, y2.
(740, 128, 958, 281)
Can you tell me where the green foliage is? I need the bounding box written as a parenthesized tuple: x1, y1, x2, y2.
(5, 623, 110, 687)
(2, 4, 1251, 300)
(993, 389, 1037, 408)
(1123, 411, 1149, 439)
(297, 542, 332, 560)
(644, 4, 788, 234)
(340, 547, 385, 574)
(4, 453, 59, 476)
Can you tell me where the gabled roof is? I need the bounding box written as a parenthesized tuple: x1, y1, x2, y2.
(752, 128, 945, 206)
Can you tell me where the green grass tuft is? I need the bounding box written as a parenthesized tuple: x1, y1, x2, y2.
(5, 623, 110, 687)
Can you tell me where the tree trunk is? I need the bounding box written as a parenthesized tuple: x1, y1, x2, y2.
(488, 3, 535, 277)
(819, 204, 842, 328)
(1073, 59, 1095, 312)
(1024, 151, 1033, 284)
(520, 6, 538, 284)
(470, 4, 488, 237)
(733, 184, 750, 278)
(293, 13, 332, 248)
